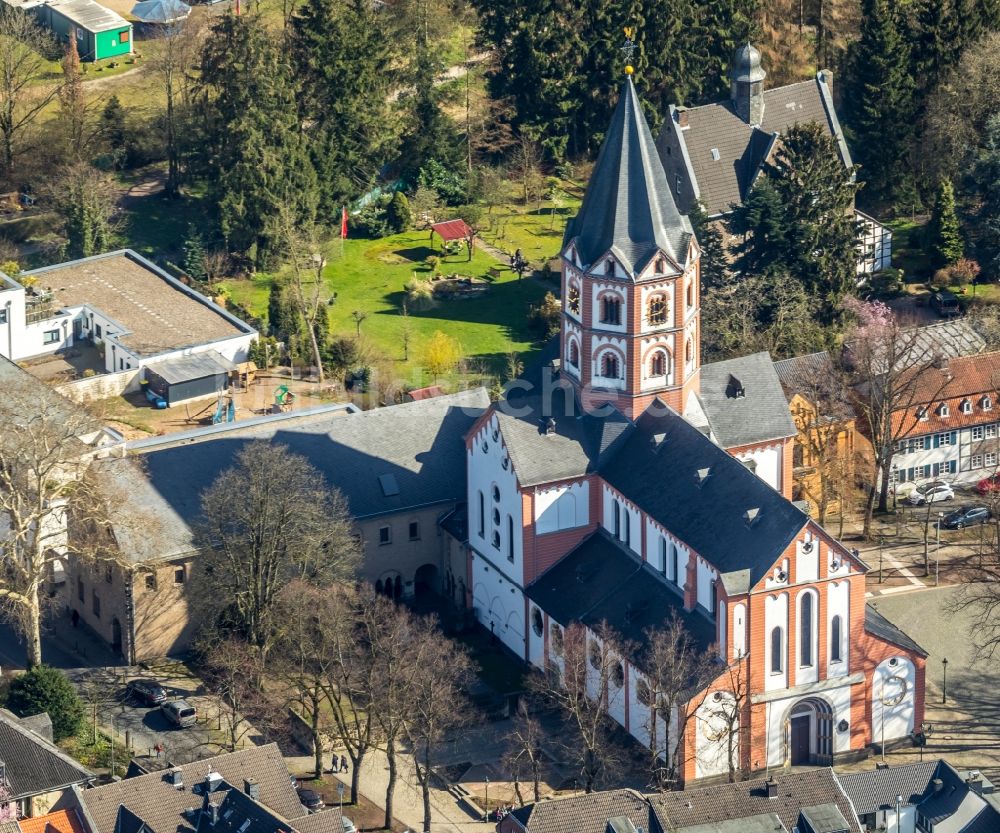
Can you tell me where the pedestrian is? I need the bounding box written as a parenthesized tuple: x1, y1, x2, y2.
(154, 743, 163, 759)
(329, 756, 339, 773)
(340, 755, 348, 773)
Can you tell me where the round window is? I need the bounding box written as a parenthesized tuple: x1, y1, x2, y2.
(492, 530, 501, 548)
(493, 429, 500, 442)
(502, 456, 510, 470)
(636, 679, 651, 707)
(482, 441, 489, 453)
(589, 641, 602, 670)
(493, 508, 501, 526)
(611, 662, 625, 689)
(531, 607, 543, 637)
(492, 485, 501, 502)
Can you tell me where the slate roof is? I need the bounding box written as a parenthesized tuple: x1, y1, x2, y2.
(506, 788, 647, 833)
(864, 605, 928, 657)
(599, 405, 808, 589)
(494, 387, 632, 487)
(773, 352, 835, 392)
(649, 769, 863, 833)
(526, 531, 717, 654)
(836, 762, 938, 816)
(77, 745, 305, 833)
(697, 352, 797, 448)
(0, 709, 93, 801)
(563, 77, 693, 272)
(660, 74, 847, 216)
(916, 761, 1000, 833)
(99, 389, 488, 563)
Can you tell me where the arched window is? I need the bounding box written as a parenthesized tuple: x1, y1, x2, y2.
(685, 340, 693, 364)
(831, 615, 842, 663)
(800, 593, 814, 667)
(624, 511, 631, 547)
(611, 662, 625, 689)
(686, 281, 694, 307)
(531, 607, 543, 636)
(550, 623, 564, 656)
(613, 500, 621, 538)
(648, 295, 668, 325)
(605, 259, 615, 275)
(671, 546, 679, 584)
(568, 341, 580, 368)
(477, 491, 484, 538)
(649, 351, 667, 377)
(771, 626, 783, 673)
(659, 537, 667, 576)
(636, 679, 652, 706)
(601, 353, 619, 379)
(600, 296, 622, 325)
(568, 284, 581, 314)
(507, 515, 515, 562)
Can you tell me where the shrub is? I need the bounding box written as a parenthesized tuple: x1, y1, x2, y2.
(425, 255, 440, 273)
(82, 368, 96, 378)
(404, 277, 436, 311)
(6, 666, 84, 742)
(351, 198, 391, 239)
(418, 160, 468, 206)
(527, 292, 561, 339)
(385, 192, 412, 234)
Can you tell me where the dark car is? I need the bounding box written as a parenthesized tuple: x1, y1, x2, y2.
(296, 787, 325, 812)
(941, 505, 991, 529)
(126, 678, 167, 707)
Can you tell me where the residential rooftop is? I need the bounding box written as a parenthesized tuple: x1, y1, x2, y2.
(20, 250, 252, 358)
(46, 0, 130, 31)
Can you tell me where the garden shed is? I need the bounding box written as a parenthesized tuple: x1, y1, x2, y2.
(143, 351, 233, 406)
(40, 0, 133, 62)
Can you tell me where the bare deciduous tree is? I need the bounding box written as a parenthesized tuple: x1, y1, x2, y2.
(0, 372, 121, 667)
(532, 622, 626, 793)
(192, 441, 360, 660)
(639, 615, 717, 789)
(0, 7, 60, 175)
(503, 697, 545, 805)
(699, 660, 751, 783)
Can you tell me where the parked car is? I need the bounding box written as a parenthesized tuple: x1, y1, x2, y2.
(160, 699, 197, 728)
(941, 505, 991, 529)
(932, 290, 961, 318)
(891, 479, 930, 500)
(907, 481, 955, 505)
(296, 787, 325, 812)
(976, 473, 1000, 494)
(126, 678, 167, 707)
(341, 816, 356, 833)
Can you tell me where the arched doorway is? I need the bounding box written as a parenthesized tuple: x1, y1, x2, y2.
(788, 697, 833, 766)
(414, 564, 439, 597)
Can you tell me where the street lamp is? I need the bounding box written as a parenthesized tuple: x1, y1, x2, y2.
(942, 658, 949, 704)
(484, 776, 489, 822)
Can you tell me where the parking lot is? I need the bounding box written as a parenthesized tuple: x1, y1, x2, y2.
(66, 663, 259, 765)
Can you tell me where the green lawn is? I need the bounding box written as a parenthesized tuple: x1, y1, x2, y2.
(476, 181, 583, 267)
(221, 229, 551, 388)
(888, 217, 932, 282)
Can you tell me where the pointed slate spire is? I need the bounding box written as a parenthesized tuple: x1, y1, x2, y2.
(564, 77, 693, 275)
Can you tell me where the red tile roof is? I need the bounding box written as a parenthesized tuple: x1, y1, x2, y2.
(891, 352, 1000, 436)
(430, 219, 473, 241)
(18, 809, 86, 833)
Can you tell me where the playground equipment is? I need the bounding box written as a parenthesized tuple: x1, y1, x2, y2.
(274, 384, 296, 413)
(212, 394, 235, 425)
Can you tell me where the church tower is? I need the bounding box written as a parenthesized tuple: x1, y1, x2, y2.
(730, 43, 766, 126)
(560, 74, 701, 421)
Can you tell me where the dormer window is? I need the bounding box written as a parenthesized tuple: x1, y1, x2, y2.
(962, 399, 973, 414)
(917, 406, 929, 421)
(938, 403, 950, 418)
(984, 396, 993, 411)
(655, 256, 666, 273)
(605, 259, 615, 275)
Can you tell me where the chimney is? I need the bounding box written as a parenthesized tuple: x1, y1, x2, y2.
(966, 774, 984, 796)
(933, 353, 949, 372)
(818, 68, 834, 95)
(545, 418, 556, 436)
(932, 778, 944, 793)
(765, 776, 778, 799)
(244, 779, 261, 801)
(676, 109, 689, 129)
(168, 767, 184, 789)
(207, 802, 220, 827)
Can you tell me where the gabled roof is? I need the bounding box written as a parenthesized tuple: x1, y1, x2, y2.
(599, 405, 807, 587)
(563, 77, 692, 273)
(507, 788, 647, 833)
(697, 352, 797, 448)
(661, 74, 847, 216)
(18, 809, 87, 833)
(526, 530, 717, 655)
(0, 709, 93, 801)
(77, 745, 304, 833)
(649, 769, 862, 833)
(864, 605, 927, 657)
(836, 762, 938, 816)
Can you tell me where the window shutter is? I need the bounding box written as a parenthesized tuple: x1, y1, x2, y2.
(934, 434, 941, 448)
(951, 431, 957, 445)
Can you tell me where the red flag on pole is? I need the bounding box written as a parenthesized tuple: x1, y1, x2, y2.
(341, 207, 348, 239)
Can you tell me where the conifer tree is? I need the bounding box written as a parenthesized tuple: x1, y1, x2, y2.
(971, 114, 1000, 273)
(199, 14, 317, 268)
(846, 0, 916, 200)
(183, 225, 207, 281)
(927, 178, 964, 268)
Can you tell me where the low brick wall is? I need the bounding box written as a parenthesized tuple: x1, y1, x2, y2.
(56, 368, 141, 403)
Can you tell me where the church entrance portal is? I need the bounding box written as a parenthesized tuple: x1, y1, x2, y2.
(788, 698, 834, 766)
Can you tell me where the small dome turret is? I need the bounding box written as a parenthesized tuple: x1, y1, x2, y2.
(730, 43, 766, 126)
(730, 43, 766, 84)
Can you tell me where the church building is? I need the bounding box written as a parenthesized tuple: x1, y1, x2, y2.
(461, 72, 925, 783)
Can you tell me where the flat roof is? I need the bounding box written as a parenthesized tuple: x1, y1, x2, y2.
(46, 0, 130, 32)
(145, 350, 233, 385)
(22, 250, 252, 358)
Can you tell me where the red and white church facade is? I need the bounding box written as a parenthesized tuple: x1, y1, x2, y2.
(461, 76, 925, 783)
